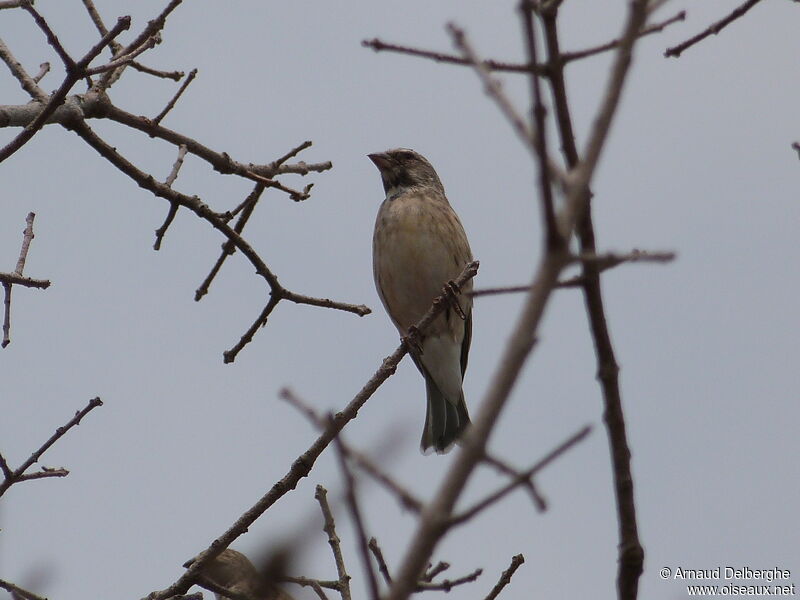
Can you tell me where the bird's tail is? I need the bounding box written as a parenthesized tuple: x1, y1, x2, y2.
(420, 373, 471, 454)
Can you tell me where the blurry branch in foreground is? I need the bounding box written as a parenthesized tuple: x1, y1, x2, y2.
(0, 397, 102, 498)
(358, 0, 687, 598)
(0, 0, 369, 364)
(0, 212, 50, 348)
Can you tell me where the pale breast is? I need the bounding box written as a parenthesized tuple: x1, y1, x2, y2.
(373, 191, 473, 333)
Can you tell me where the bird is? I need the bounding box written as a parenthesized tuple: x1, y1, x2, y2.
(185, 548, 295, 600)
(369, 148, 474, 454)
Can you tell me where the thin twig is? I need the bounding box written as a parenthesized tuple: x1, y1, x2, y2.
(0, 273, 51, 288)
(0, 38, 47, 100)
(84, 33, 160, 75)
(2, 213, 42, 347)
(32, 61, 50, 82)
(520, 1, 560, 248)
(315, 485, 353, 600)
(0, 397, 103, 497)
(446, 23, 567, 188)
(0, 15, 131, 163)
(282, 576, 332, 599)
(665, 0, 762, 58)
(94, 0, 183, 91)
(470, 249, 675, 297)
(362, 38, 544, 74)
(562, 11, 685, 64)
(483, 555, 525, 600)
(154, 145, 189, 250)
(416, 568, 482, 592)
(482, 453, 547, 511)
(332, 434, 380, 600)
(367, 538, 392, 585)
(0, 579, 47, 600)
(451, 425, 591, 526)
(153, 68, 198, 126)
(194, 184, 265, 298)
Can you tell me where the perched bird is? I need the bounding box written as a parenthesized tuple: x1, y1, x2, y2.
(369, 148, 474, 453)
(185, 548, 294, 600)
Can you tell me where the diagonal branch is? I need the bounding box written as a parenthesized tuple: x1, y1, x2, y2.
(0, 397, 103, 498)
(665, 0, 762, 58)
(142, 262, 479, 600)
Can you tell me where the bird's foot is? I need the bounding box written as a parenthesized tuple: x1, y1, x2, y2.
(444, 280, 467, 320)
(403, 326, 424, 355)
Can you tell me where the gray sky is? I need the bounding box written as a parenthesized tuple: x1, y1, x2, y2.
(1, 1, 798, 599)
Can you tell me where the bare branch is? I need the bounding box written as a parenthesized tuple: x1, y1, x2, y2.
(32, 61, 49, 82)
(386, 2, 650, 596)
(665, 0, 762, 58)
(0, 38, 47, 100)
(0, 273, 50, 289)
(280, 388, 423, 513)
(315, 485, 353, 600)
(67, 121, 368, 360)
(0, 579, 47, 600)
(482, 452, 547, 512)
(94, 0, 183, 91)
(362, 38, 543, 74)
(153, 144, 189, 250)
(452, 425, 591, 526)
(541, 4, 648, 598)
(84, 33, 161, 76)
(332, 436, 379, 600)
(561, 11, 686, 64)
(194, 184, 265, 298)
(0, 15, 131, 162)
(144, 264, 478, 600)
(0, 397, 103, 497)
(519, 1, 560, 248)
(446, 23, 567, 188)
(153, 68, 198, 126)
(13, 466, 69, 482)
(483, 555, 525, 600)
(416, 568, 482, 592)
(471, 249, 675, 297)
(2, 213, 49, 347)
(367, 538, 392, 586)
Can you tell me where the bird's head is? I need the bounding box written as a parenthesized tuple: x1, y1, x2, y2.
(368, 148, 444, 197)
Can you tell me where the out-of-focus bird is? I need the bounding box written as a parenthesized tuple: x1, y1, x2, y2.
(185, 548, 294, 600)
(369, 148, 474, 453)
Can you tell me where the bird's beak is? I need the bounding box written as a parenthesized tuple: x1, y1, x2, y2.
(368, 152, 391, 170)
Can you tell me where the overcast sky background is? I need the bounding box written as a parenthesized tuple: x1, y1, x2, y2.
(1, 1, 798, 599)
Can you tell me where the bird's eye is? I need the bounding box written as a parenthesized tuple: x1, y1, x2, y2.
(397, 150, 414, 160)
